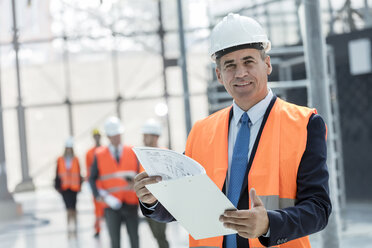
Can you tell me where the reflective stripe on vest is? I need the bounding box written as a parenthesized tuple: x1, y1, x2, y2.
(186, 97, 315, 248)
(260, 195, 296, 210)
(57, 156, 81, 192)
(96, 145, 139, 205)
(105, 185, 132, 193)
(99, 171, 137, 181)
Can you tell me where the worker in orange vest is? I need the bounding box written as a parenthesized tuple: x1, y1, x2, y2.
(85, 128, 104, 238)
(134, 13, 331, 248)
(89, 116, 140, 248)
(54, 137, 82, 238)
(141, 119, 169, 248)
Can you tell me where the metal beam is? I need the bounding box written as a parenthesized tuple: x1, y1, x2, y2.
(0, 45, 15, 202)
(11, 0, 34, 192)
(62, 34, 74, 137)
(176, 0, 192, 135)
(299, 0, 341, 247)
(158, 0, 172, 149)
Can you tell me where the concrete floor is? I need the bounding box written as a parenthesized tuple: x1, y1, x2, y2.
(1, 184, 372, 248)
(0, 183, 188, 248)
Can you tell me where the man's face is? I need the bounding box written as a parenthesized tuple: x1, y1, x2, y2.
(215, 48, 272, 111)
(108, 134, 121, 147)
(65, 147, 73, 157)
(143, 134, 158, 147)
(93, 134, 101, 144)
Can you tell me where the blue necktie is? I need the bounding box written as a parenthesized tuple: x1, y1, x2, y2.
(114, 147, 120, 163)
(226, 112, 250, 248)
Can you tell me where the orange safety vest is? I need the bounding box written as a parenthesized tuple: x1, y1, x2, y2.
(185, 98, 315, 248)
(57, 156, 81, 192)
(96, 145, 139, 205)
(86, 146, 105, 219)
(86, 146, 102, 187)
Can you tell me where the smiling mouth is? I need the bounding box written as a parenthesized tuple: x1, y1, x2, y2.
(234, 82, 253, 87)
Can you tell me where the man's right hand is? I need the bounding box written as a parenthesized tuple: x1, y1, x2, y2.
(134, 172, 162, 206)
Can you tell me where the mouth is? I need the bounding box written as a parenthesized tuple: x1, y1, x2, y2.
(234, 81, 253, 87)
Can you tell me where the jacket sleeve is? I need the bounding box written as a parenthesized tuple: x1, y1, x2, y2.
(139, 201, 176, 223)
(54, 160, 61, 191)
(259, 114, 332, 247)
(89, 156, 100, 199)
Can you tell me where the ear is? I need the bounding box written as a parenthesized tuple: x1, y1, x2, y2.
(265, 56, 272, 75)
(215, 67, 224, 85)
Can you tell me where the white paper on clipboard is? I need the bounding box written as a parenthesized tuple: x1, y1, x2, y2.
(132, 147, 237, 240)
(132, 147, 205, 180)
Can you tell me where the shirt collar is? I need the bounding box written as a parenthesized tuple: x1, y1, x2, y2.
(232, 88, 273, 126)
(109, 143, 122, 153)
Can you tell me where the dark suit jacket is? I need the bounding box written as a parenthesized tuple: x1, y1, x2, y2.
(140, 96, 332, 247)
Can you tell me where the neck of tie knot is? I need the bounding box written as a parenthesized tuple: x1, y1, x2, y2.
(114, 147, 119, 162)
(241, 112, 249, 125)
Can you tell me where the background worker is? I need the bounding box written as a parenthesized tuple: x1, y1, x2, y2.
(54, 137, 82, 238)
(141, 119, 169, 248)
(85, 128, 104, 238)
(134, 13, 331, 248)
(89, 116, 140, 248)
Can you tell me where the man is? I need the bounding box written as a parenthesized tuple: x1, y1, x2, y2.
(89, 116, 139, 248)
(134, 13, 331, 248)
(85, 128, 104, 238)
(141, 119, 169, 248)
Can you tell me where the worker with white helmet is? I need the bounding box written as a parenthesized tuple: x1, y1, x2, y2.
(140, 119, 169, 248)
(55, 137, 82, 238)
(89, 116, 140, 248)
(142, 118, 162, 145)
(135, 13, 331, 248)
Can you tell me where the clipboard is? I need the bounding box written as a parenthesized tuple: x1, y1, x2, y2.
(147, 175, 237, 240)
(133, 147, 237, 240)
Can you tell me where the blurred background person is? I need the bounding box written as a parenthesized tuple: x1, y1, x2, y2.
(89, 116, 140, 248)
(141, 118, 169, 248)
(85, 128, 104, 238)
(54, 137, 82, 238)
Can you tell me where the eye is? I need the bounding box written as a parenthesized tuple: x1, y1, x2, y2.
(225, 64, 236, 69)
(244, 60, 254, 65)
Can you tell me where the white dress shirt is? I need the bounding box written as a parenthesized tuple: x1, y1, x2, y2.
(226, 88, 273, 194)
(108, 144, 123, 161)
(64, 156, 73, 170)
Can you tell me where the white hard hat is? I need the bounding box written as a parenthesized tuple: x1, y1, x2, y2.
(210, 13, 271, 61)
(141, 118, 162, 136)
(104, 116, 124, 137)
(65, 136, 74, 148)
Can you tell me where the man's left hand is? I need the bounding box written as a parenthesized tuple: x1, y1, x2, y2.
(220, 188, 269, 239)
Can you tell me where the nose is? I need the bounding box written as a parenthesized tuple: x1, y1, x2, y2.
(235, 64, 248, 79)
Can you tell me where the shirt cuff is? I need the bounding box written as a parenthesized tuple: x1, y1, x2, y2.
(139, 200, 159, 211)
(262, 227, 270, 237)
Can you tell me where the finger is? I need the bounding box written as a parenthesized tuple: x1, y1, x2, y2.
(250, 188, 264, 208)
(134, 171, 149, 181)
(136, 187, 157, 204)
(223, 209, 254, 219)
(223, 222, 249, 232)
(140, 192, 157, 203)
(220, 215, 251, 226)
(136, 186, 152, 198)
(134, 171, 162, 182)
(133, 175, 161, 192)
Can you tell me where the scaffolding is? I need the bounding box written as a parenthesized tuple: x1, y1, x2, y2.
(0, 0, 370, 229)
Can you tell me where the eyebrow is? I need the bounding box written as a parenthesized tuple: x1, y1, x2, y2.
(241, 56, 255, 61)
(223, 59, 235, 66)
